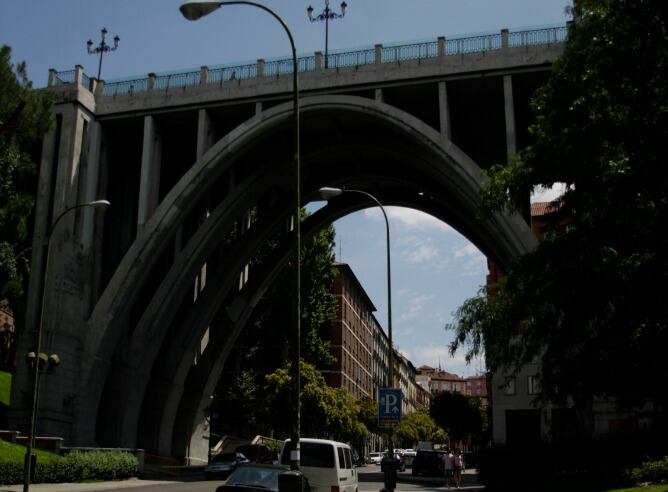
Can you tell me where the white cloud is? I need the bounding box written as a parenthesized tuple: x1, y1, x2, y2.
(452, 243, 487, 277)
(363, 207, 452, 232)
(531, 182, 567, 203)
(399, 293, 435, 322)
(397, 235, 440, 265)
(412, 345, 486, 377)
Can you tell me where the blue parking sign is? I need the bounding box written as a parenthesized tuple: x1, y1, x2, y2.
(378, 388, 402, 427)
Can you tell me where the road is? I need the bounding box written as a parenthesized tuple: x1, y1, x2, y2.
(0, 466, 483, 492)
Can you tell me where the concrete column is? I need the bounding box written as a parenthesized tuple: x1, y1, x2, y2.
(374, 88, 383, 102)
(375, 44, 383, 65)
(196, 109, 216, 160)
(315, 51, 324, 71)
(48, 69, 58, 87)
(503, 75, 517, 159)
(257, 59, 265, 77)
(438, 81, 452, 140)
(82, 120, 103, 250)
(501, 29, 510, 49)
(138, 115, 162, 229)
(95, 80, 105, 98)
(148, 73, 156, 91)
(438, 36, 446, 57)
(74, 65, 84, 86)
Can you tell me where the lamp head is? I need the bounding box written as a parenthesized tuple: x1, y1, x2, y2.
(113, 35, 120, 47)
(180, 0, 223, 20)
(87, 39, 93, 49)
(89, 199, 111, 209)
(340, 1, 347, 15)
(307, 5, 314, 19)
(318, 187, 344, 200)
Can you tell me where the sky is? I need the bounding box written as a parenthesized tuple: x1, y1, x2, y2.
(0, 0, 572, 377)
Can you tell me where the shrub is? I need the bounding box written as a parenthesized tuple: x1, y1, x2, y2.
(626, 456, 668, 485)
(0, 441, 138, 485)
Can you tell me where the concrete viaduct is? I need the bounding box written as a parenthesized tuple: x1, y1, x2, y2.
(10, 25, 566, 461)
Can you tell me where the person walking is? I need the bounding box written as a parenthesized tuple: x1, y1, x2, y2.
(453, 448, 463, 489)
(443, 448, 455, 490)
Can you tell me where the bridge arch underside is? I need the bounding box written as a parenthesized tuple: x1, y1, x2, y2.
(86, 96, 534, 458)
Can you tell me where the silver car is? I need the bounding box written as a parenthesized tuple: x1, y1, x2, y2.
(204, 451, 250, 480)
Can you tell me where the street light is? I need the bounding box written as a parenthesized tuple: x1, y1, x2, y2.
(23, 199, 110, 492)
(179, 0, 303, 470)
(317, 186, 397, 491)
(306, 0, 348, 68)
(86, 28, 120, 80)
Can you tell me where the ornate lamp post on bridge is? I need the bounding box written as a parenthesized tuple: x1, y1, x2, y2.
(86, 28, 120, 80)
(318, 186, 398, 492)
(179, 0, 303, 472)
(23, 199, 110, 492)
(307, 0, 348, 68)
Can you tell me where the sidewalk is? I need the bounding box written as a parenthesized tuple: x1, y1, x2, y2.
(0, 478, 177, 492)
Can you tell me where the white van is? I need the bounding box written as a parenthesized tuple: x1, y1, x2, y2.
(280, 438, 358, 492)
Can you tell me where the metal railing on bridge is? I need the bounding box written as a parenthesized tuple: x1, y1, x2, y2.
(52, 24, 568, 97)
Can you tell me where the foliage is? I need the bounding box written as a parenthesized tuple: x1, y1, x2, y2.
(263, 360, 367, 443)
(0, 45, 53, 305)
(448, 0, 668, 415)
(0, 441, 137, 485)
(0, 371, 10, 406)
(215, 221, 339, 438)
(625, 456, 668, 486)
(392, 409, 447, 447)
(430, 391, 485, 444)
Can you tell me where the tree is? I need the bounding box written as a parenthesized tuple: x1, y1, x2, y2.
(393, 409, 447, 448)
(214, 222, 339, 437)
(263, 360, 366, 442)
(430, 392, 484, 445)
(0, 46, 53, 313)
(449, 1, 668, 420)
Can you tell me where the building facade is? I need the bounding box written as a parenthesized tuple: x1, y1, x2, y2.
(325, 263, 376, 399)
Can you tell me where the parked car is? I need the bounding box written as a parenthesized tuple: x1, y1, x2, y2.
(205, 451, 250, 480)
(215, 463, 309, 492)
(234, 444, 275, 464)
(402, 449, 417, 467)
(411, 449, 445, 477)
(281, 438, 358, 492)
(369, 452, 383, 465)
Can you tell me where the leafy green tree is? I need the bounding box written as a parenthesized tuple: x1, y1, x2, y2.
(449, 0, 668, 420)
(0, 46, 53, 312)
(430, 391, 484, 445)
(263, 360, 366, 442)
(393, 409, 447, 448)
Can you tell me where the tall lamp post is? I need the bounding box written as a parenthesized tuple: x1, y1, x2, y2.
(86, 28, 120, 80)
(23, 199, 110, 492)
(179, 0, 302, 471)
(306, 1, 347, 68)
(318, 186, 397, 491)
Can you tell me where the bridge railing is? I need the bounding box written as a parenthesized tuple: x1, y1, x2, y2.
(52, 24, 568, 97)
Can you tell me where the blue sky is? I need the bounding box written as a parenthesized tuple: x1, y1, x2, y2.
(1, 0, 571, 376)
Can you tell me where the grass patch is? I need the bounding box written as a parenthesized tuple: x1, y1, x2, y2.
(0, 439, 62, 464)
(606, 486, 668, 492)
(0, 371, 11, 406)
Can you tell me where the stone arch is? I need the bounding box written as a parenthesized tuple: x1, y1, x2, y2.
(76, 95, 536, 453)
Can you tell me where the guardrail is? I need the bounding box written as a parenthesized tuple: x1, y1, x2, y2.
(52, 24, 567, 97)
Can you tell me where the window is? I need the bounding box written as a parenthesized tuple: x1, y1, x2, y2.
(528, 375, 540, 395)
(504, 378, 516, 396)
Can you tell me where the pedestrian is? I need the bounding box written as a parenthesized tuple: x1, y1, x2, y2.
(453, 448, 463, 489)
(443, 448, 455, 490)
